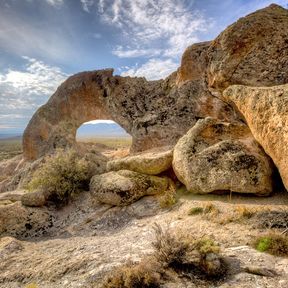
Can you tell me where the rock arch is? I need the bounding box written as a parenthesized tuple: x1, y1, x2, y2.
(23, 68, 240, 160)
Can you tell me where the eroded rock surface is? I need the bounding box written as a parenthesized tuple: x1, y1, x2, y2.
(107, 147, 173, 175)
(207, 4, 288, 91)
(173, 118, 273, 195)
(223, 84, 288, 190)
(90, 170, 169, 206)
(0, 202, 54, 238)
(23, 69, 238, 161)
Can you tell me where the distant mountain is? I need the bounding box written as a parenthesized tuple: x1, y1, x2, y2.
(76, 123, 130, 139)
(0, 133, 22, 140)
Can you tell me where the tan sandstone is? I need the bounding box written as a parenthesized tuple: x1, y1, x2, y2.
(223, 84, 288, 190)
(172, 117, 273, 195)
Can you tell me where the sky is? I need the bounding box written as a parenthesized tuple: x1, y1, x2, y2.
(0, 0, 287, 134)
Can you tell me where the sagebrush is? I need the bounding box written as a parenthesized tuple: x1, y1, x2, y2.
(28, 149, 91, 203)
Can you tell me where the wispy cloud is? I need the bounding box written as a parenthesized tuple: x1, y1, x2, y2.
(98, 0, 210, 79)
(45, 0, 64, 7)
(0, 57, 68, 131)
(121, 58, 178, 80)
(112, 46, 161, 58)
(80, 0, 94, 12)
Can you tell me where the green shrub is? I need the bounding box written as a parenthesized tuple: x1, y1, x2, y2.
(28, 149, 90, 204)
(254, 232, 288, 257)
(188, 207, 204, 215)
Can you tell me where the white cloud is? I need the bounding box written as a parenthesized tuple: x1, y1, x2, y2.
(98, 0, 209, 59)
(80, 0, 94, 12)
(0, 57, 68, 130)
(45, 0, 64, 7)
(121, 58, 178, 80)
(112, 46, 161, 58)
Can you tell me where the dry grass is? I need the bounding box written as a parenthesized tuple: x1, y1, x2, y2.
(0, 138, 22, 161)
(188, 202, 220, 218)
(158, 181, 177, 208)
(101, 259, 162, 288)
(253, 231, 288, 257)
(77, 137, 132, 149)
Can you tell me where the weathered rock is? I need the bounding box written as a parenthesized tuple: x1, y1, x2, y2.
(0, 237, 23, 259)
(21, 191, 46, 207)
(90, 170, 169, 206)
(207, 4, 288, 91)
(0, 190, 26, 203)
(0, 202, 53, 238)
(172, 118, 273, 195)
(176, 41, 210, 85)
(23, 69, 239, 160)
(107, 148, 173, 175)
(223, 84, 288, 190)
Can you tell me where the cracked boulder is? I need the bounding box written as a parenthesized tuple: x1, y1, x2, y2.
(172, 118, 273, 195)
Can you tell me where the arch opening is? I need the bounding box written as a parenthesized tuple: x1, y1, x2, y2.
(76, 120, 132, 159)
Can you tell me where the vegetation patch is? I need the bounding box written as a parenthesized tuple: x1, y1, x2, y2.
(0, 138, 22, 161)
(254, 232, 288, 257)
(255, 210, 288, 231)
(158, 181, 177, 208)
(100, 224, 227, 287)
(28, 149, 91, 204)
(102, 259, 162, 288)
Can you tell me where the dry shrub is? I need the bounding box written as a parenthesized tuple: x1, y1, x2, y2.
(216, 205, 259, 225)
(28, 149, 91, 204)
(101, 259, 162, 288)
(255, 210, 288, 230)
(253, 232, 288, 257)
(158, 180, 177, 208)
(152, 223, 189, 267)
(234, 206, 257, 219)
(188, 202, 220, 217)
(101, 225, 227, 287)
(152, 224, 226, 279)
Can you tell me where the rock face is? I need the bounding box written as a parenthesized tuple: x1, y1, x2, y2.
(223, 84, 288, 190)
(90, 170, 169, 206)
(172, 118, 273, 195)
(0, 202, 53, 238)
(107, 148, 173, 175)
(207, 4, 288, 91)
(23, 70, 238, 161)
(176, 41, 210, 85)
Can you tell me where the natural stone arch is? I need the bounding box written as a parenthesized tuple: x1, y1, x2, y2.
(23, 68, 240, 160)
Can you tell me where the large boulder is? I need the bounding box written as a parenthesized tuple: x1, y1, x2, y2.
(90, 170, 170, 206)
(207, 4, 288, 91)
(172, 118, 273, 195)
(223, 84, 288, 190)
(107, 148, 173, 175)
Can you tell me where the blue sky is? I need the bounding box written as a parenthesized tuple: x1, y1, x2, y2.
(0, 0, 287, 134)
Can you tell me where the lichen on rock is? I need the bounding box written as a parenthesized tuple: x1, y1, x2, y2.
(172, 117, 273, 195)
